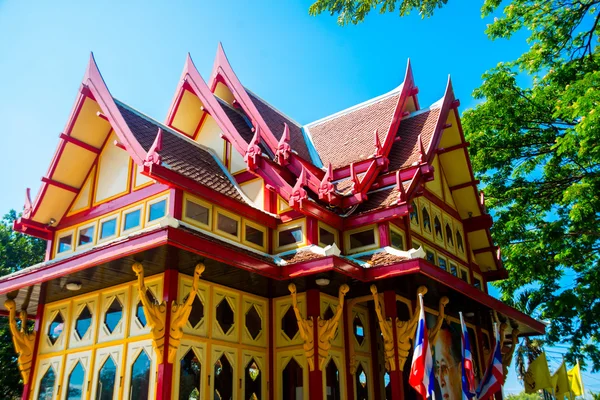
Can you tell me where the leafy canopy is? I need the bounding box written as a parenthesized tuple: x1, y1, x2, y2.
(310, 0, 600, 370)
(0, 211, 46, 399)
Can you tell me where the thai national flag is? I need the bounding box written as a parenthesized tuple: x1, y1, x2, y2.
(477, 323, 504, 400)
(460, 312, 476, 400)
(409, 294, 435, 399)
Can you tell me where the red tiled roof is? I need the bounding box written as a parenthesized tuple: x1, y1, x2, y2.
(356, 251, 408, 266)
(116, 100, 244, 202)
(354, 183, 410, 214)
(280, 249, 325, 264)
(246, 91, 313, 162)
(307, 93, 400, 169)
(388, 108, 440, 170)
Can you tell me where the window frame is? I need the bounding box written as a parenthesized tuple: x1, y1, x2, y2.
(214, 207, 242, 242)
(242, 220, 267, 251)
(344, 225, 380, 255)
(423, 246, 437, 265)
(97, 213, 120, 244)
(145, 195, 169, 225)
(275, 219, 307, 253)
(318, 221, 339, 248)
(182, 194, 213, 231)
(473, 272, 484, 291)
(121, 204, 144, 236)
(458, 265, 471, 283)
(389, 224, 406, 251)
(75, 221, 97, 251)
(437, 254, 448, 272)
(55, 229, 75, 256)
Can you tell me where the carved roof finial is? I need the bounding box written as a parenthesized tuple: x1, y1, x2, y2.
(144, 129, 163, 167)
(418, 134, 426, 163)
(276, 123, 292, 166)
(374, 129, 383, 157)
(244, 127, 262, 170)
(22, 188, 33, 219)
(350, 163, 360, 194)
(318, 162, 335, 202)
(396, 170, 407, 203)
(289, 167, 308, 208)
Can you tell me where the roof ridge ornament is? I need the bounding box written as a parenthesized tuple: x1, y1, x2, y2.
(373, 129, 383, 157)
(418, 133, 426, 163)
(144, 128, 163, 167)
(350, 162, 360, 194)
(289, 166, 308, 208)
(275, 123, 291, 166)
(395, 170, 407, 203)
(244, 127, 262, 170)
(318, 163, 335, 202)
(22, 188, 33, 220)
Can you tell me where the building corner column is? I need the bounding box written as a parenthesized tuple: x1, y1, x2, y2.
(306, 288, 324, 400)
(156, 267, 178, 400)
(384, 290, 404, 400)
(21, 283, 47, 400)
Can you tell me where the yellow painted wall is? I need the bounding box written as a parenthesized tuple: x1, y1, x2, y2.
(171, 90, 204, 137)
(70, 98, 112, 148)
(240, 179, 264, 210)
(425, 156, 443, 200)
(229, 143, 247, 174)
(214, 82, 235, 105)
(94, 132, 131, 205)
(195, 116, 225, 163)
(133, 163, 154, 190)
(68, 167, 95, 216)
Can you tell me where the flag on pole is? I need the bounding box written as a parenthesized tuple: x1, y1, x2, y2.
(553, 361, 570, 399)
(409, 294, 435, 399)
(460, 312, 476, 400)
(477, 323, 504, 400)
(568, 362, 583, 398)
(524, 352, 552, 394)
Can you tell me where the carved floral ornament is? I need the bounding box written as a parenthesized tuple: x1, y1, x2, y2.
(132, 262, 204, 364)
(288, 283, 349, 371)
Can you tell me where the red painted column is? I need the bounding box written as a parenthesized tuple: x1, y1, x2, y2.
(342, 299, 355, 400)
(306, 288, 324, 400)
(378, 222, 391, 247)
(367, 302, 382, 400)
(21, 283, 47, 400)
(384, 290, 404, 400)
(169, 188, 183, 219)
(306, 217, 319, 246)
(156, 267, 179, 400)
(268, 298, 275, 400)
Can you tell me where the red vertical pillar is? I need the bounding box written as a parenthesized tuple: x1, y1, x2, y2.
(306, 288, 324, 400)
(169, 188, 183, 219)
(306, 217, 319, 246)
(379, 222, 391, 247)
(156, 267, 178, 400)
(384, 290, 404, 400)
(342, 299, 355, 400)
(21, 283, 47, 400)
(268, 298, 275, 400)
(367, 303, 383, 400)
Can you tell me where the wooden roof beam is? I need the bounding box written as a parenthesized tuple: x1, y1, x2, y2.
(463, 214, 493, 232)
(41, 177, 79, 194)
(449, 180, 480, 192)
(437, 142, 469, 155)
(59, 133, 101, 154)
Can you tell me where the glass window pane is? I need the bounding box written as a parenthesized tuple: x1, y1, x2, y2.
(349, 229, 375, 250)
(460, 269, 469, 282)
(75, 306, 92, 340)
(445, 223, 454, 247)
(425, 249, 436, 264)
(148, 200, 166, 222)
(67, 362, 85, 400)
(179, 350, 201, 400)
(97, 356, 117, 400)
(216, 299, 235, 335)
(390, 229, 404, 250)
(185, 201, 209, 226)
(245, 360, 261, 400)
(450, 263, 458, 277)
(217, 213, 239, 237)
(282, 358, 303, 400)
(130, 350, 151, 400)
(438, 257, 447, 271)
(245, 225, 264, 248)
(434, 216, 443, 241)
(319, 227, 335, 246)
(124, 209, 141, 231)
(47, 312, 64, 345)
(245, 305, 262, 340)
(58, 234, 72, 253)
(325, 359, 341, 400)
(78, 226, 94, 247)
(456, 230, 465, 254)
(37, 367, 56, 400)
(355, 364, 368, 400)
(422, 208, 431, 234)
(100, 218, 117, 239)
(278, 227, 303, 247)
(104, 298, 123, 334)
(214, 355, 233, 400)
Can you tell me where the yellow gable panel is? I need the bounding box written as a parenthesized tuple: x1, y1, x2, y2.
(467, 230, 491, 251)
(70, 98, 112, 148)
(196, 116, 225, 163)
(437, 162, 457, 210)
(438, 151, 471, 187)
(94, 132, 131, 204)
(425, 155, 443, 200)
(214, 82, 235, 105)
(52, 142, 96, 188)
(133, 163, 154, 190)
(68, 166, 95, 216)
(240, 179, 264, 209)
(171, 90, 204, 137)
(453, 187, 482, 219)
(33, 185, 77, 225)
(437, 111, 462, 149)
(230, 144, 246, 174)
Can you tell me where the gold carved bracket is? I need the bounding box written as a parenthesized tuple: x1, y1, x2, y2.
(4, 299, 36, 384)
(370, 285, 396, 372)
(395, 286, 428, 371)
(494, 311, 519, 379)
(132, 262, 204, 364)
(288, 283, 315, 371)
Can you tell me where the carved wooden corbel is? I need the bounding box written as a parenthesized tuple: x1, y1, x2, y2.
(288, 283, 315, 371)
(317, 284, 349, 370)
(395, 286, 428, 371)
(4, 299, 36, 384)
(132, 262, 205, 364)
(495, 311, 519, 379)
(428, 296, 449, 343)
(370, 285, 396, 372)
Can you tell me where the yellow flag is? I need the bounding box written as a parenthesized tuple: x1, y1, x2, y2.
(553, 361, 570, 398)
(568, 363, 583, 397)
(524, 352, 552, 393)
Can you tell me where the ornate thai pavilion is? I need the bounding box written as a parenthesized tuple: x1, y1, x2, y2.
(1, 45, 544, 400)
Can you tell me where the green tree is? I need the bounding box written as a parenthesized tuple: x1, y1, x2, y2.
(309, 0, 600, 370)
(0, 211, 46, 399)
(505, 392, 543, 400)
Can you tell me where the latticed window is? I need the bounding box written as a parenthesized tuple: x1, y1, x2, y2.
(75, 306, 92, 339)
(355, 364, 368, 400)
(245, 305, 262, 340)
(325, 359, 341, 400)
(130, 350, 151, 400)
(67, 362, 85, 400)
(179, 349, 201, 400)
(281, 306, 299, 340)
(97, 356, 117, 400)
(282, 358, 303, 400)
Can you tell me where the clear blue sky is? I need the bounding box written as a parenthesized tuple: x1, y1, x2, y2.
(1, 0, 599, 394)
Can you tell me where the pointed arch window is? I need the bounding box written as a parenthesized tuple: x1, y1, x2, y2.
(355, 364, 368, 400)
(37, 367, 56, 400)
(245, 359, 261, 400)
(456, 230, 464, 254)
(325, 359, 341, 400)
(445, 223, 454, 247)
(410, 202, 419, 226)
(282, 358, 303, 400)
(179, 349, 201, 400)
(214, 354, 233, 400)
(130, 350, 151, 400)
(434, 216, 443, 241)
(67, 361, 85, 400)
(422, 207, 431, 233)
(97, 356, 117, 400)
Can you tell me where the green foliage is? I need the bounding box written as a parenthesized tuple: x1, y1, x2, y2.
(589, 391, 600, 400)
(505, 392, 543, 400)
(0, 211, 46, 399)
(308, 0, 447, 25)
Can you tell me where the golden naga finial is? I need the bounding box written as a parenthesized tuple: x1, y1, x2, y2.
(288, 283, 315, 371)
(428, 296, 449, 343)
(132, 262, 205, 364)
(371, 284, 396, 372)
(4, 299, 36, 384)
(395, 286, 428, 371)
(168, 263, 204, 363)
(316, 284, 349, 370)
